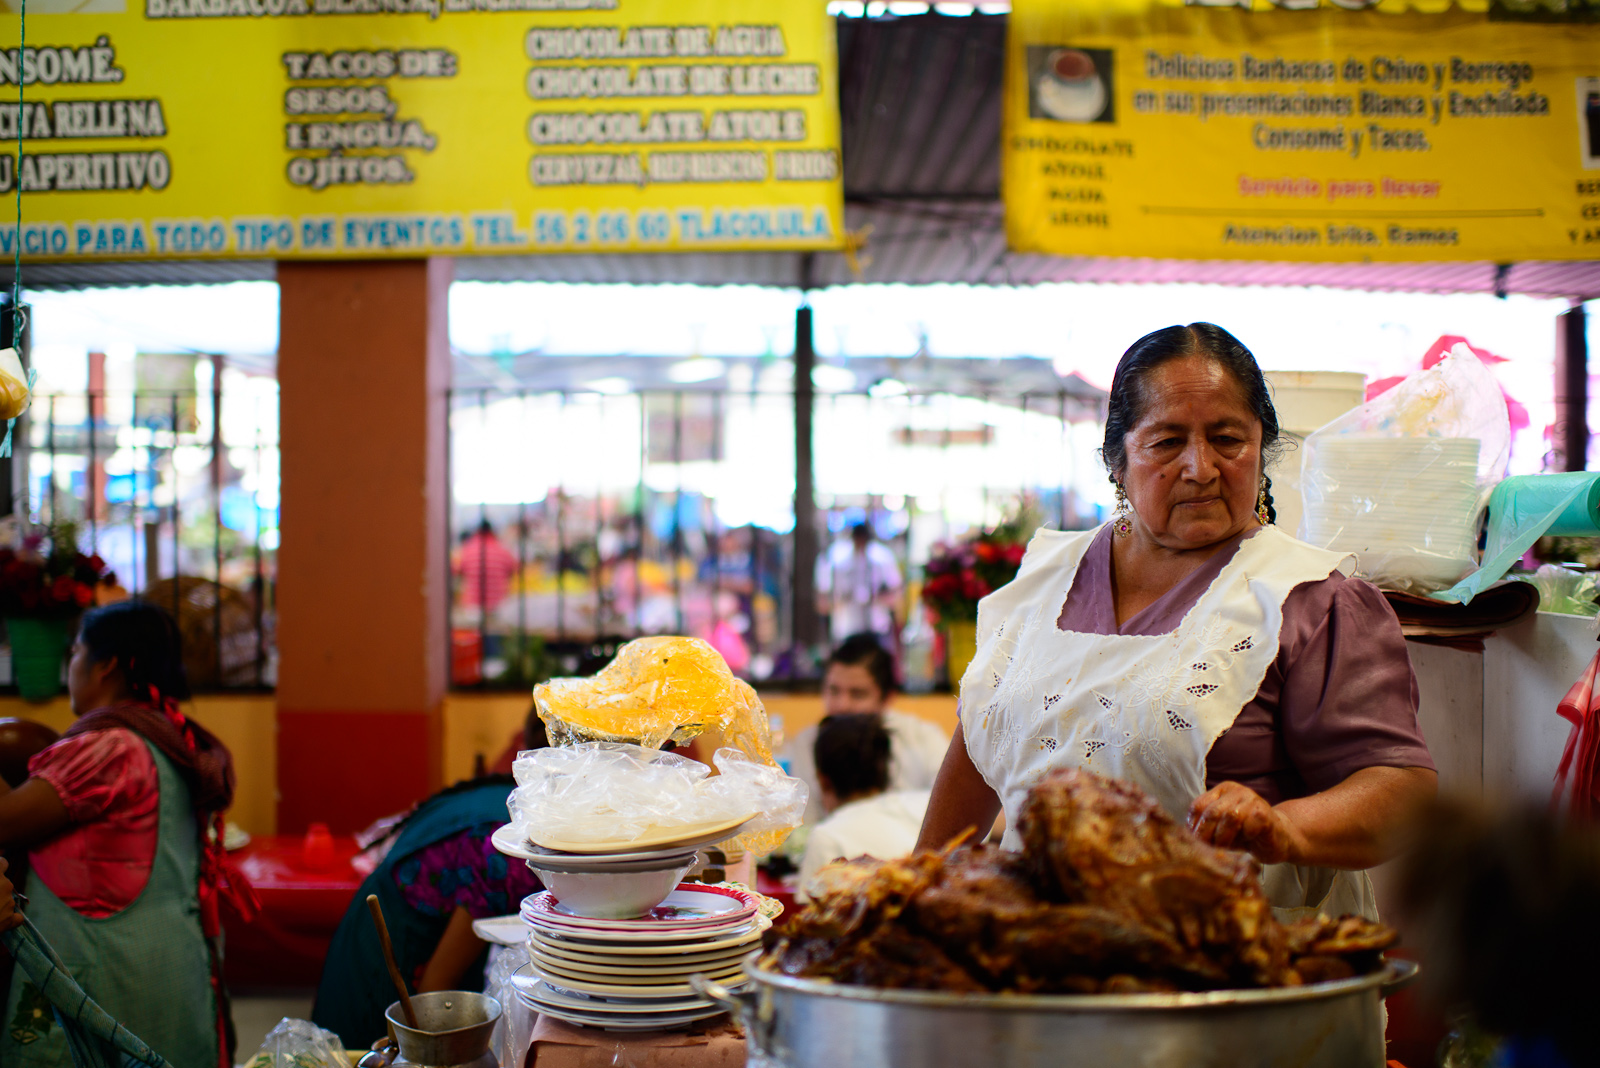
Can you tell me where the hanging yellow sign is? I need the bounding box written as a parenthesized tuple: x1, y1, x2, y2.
(0, 0, 842, 260)
(1005, 0, 1600, 261)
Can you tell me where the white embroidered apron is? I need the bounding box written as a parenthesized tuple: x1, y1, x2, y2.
(962, 523, 1378, 922)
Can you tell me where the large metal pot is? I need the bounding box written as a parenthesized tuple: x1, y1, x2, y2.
(693, 953, 1417, 1068)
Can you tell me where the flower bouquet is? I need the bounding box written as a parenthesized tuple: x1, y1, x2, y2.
(921, 501, 1040, 687)
(0, 523, 114, 699)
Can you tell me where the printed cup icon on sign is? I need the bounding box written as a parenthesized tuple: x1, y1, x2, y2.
(1581, 78, 1600, 168)
(1030, 46, 1113, 124)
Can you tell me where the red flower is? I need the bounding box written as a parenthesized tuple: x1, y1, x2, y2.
(1003, 544, 1026, 566)
(51, 575, 75, 601)
(960, 574, 992, 599)
(87, 555, 106, 573)
(973, 541, 999, 563)
(73, 583, 93, 607)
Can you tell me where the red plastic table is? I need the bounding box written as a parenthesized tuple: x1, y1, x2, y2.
(222, 834, 365, 989)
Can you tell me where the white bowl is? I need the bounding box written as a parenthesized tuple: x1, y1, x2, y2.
(526, 851, 697, 875)
(526, 858, 697, 919)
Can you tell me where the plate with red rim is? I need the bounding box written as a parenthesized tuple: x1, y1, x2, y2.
(512, 969, 716, 1012)
(516, 998, 726, 1032)
(510, 965, 735, 1030)
(531, 957, 746, 995)
(523, 885, 758, 931)
(528, 929, 763, 965)
(529, 945, 750, 976)
(528, 944, 748, 978)
(524, 914, 762, 945)
(520, 1001, 726, 1033)
(527, 916, 769, 954)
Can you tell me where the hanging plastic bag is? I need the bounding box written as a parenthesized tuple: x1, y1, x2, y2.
(0, 347, 29, 421)
(244, 1018, 349, 1068)
(1299, 347, 1510, 594)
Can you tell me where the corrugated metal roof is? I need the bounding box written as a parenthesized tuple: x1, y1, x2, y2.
(450, 352, 1108, 410)
(21, 259, 276, 288)
(16, 12, 1600, 298)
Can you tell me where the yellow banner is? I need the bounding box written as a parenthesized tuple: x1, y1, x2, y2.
(0, 0, 842, 260)
(1005, 1, 1600, 261)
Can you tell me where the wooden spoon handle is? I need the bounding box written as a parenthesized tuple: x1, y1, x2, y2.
(367, 894, 419, 1029)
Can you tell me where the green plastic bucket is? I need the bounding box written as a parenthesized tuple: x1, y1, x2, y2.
(8, 617, 72, 701)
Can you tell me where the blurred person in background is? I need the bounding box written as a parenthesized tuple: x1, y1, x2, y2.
(0, 601, 238, 1068)
(1399, 800, 1600, 1068)
(783, 633, 950, 825)
(816, 522, 902, 647)
(455, 519, 518, 613)
(313, 716, 550, 1049)
(797, 714, 931, 902)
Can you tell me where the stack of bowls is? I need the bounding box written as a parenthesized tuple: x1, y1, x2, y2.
(490, 826, 700, 919)
(1303, 435, 1482, 588)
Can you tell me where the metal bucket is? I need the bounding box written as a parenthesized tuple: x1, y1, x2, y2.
(384, 991, 502, 1068)
(693, 952, 1418, 1068)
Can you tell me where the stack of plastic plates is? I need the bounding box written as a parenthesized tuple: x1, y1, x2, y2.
(511, 884, 764, 1031)
(1304, 436, 1483, 587)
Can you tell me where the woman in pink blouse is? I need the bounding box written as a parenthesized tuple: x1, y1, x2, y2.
(0, 601, 237, 1068)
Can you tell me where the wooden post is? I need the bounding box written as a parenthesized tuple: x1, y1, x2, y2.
(275, 259, 451, 833)
(791, 291, 820, 665)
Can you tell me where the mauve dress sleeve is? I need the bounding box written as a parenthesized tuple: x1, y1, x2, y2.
(1275, 575, 1435, 793)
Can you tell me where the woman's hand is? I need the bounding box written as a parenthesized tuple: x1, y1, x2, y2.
(0, 856, 22, 932)
(1188, 767, 1438, 870)
(1187, 782, 1302, 864)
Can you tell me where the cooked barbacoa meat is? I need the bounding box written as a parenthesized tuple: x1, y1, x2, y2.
(763, 767, 1398, 993)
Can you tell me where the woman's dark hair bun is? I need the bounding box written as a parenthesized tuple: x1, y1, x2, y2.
(1099, 322, 1282, 524)
(814, 713, 892, 801)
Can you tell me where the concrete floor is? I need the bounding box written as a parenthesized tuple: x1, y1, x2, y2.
(231, 992, 316, 1063)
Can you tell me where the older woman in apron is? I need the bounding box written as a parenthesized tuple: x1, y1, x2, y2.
(917, 322, 1437, 921)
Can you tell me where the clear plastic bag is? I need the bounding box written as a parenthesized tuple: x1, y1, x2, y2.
(1300, 347, 1510, 594)
(509, 742, 807, 857)
(244, 1018, 349, 1068)
(485, 943, 534, 1068)
(1519, 564, 1600, 617)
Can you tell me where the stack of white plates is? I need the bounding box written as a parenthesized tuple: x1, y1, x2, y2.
(1304, 436, 1483, 587)
(511, 884, 764, 1031)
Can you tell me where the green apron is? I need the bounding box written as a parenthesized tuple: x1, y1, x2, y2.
(2, 740, 219, 1068)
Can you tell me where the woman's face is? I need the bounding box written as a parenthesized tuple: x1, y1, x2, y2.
(65, 639, 119, 716)
(65, 639, 97, 716)
(821, 662, 887, 717)
(1119, 354, 1263, 550)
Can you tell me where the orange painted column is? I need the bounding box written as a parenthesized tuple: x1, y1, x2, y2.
(275, 259, 451, 833)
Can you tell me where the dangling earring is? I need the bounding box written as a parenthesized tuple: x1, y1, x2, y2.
(1113, 482, 1133, 537)
(1256, 476, 1271, 526)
